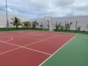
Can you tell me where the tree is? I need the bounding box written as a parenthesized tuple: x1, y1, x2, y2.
(40, 22, 43, 30)
(65, 22, 72, 30)
(61, 26, 64, 30)
(65, 23, 69, 30)
(69, 22, 72, 30)
(10, 17, 21, 29)
(22, 21, 31, 28)
(32, 20, 38, 28)
(55, 21, 61, 30)
(47, 22, 50, 30)
(77, 26, 81, 32)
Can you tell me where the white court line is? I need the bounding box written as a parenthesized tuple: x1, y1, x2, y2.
(0, 36, 13, 42)
(0, 30, 75, 35)
(0, 40, 51, 56)
(20, 32, 46, 36)
(26, 33, 45, 36)
(5, 37, 13, 42)
(28, 30, 75, 34)
(39, 34, 77, 66)
(2, 33, 40, 40)
(20, 31, 71, 37)
(61, 34, 75, 36)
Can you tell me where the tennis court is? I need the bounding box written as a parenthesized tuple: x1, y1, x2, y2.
(0, 30, 88, 66)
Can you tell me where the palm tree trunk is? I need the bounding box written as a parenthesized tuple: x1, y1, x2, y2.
(16, 25, 18, 29)
(48, 21, 49, 30)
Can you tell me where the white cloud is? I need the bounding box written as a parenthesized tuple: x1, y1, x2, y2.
(23, 0, 74, 17)
(0, 0, 88, 18)
(52, 0, 75, 7)
(24, 0, 50, 10)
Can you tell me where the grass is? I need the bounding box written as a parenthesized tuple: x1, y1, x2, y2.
(0, 27, 87, 34)
(0, 28, 48, 31)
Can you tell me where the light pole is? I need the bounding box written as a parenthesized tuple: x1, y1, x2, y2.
(6, 0, 9, 31)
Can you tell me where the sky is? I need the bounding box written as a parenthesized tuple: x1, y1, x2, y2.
(0, 0, 88, 18)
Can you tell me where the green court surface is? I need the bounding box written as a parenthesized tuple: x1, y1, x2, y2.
(41, 34, 88, 66)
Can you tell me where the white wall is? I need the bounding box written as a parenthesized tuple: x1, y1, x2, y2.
(30, 16, 88, 30)
(0, 13, 88, 31)
(0, 13, 30, 27)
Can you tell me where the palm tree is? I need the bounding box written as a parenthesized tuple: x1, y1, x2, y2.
(69, 22, 72, 30)
(55, 21, 61, 30)
(40, 22, 43, 30)
(65, 22, 72, 30)
(47, 21, 50, 30)
(23, 21, 31, 28)
(77, 26, 81, 32)
(61, 26, 64, 30)
(10, 17, 21, 29)
(65, 23, 69, 30)
(32, 20, 38, 29)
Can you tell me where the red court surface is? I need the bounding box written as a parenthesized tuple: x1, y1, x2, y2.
(0, 31, 75, 66)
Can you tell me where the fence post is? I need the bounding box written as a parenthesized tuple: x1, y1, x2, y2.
(65, 21, 66, 32)
(55, 21, 57, 30)
(41, 22, 43, 31)
(75, 21, 77, 33)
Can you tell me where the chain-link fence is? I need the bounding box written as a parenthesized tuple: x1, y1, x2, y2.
(32, 19, 88, 33)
